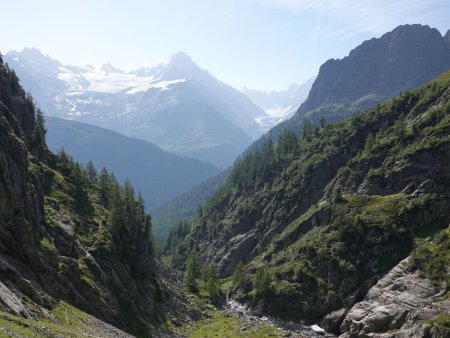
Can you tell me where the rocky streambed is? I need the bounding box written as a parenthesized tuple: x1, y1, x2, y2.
(224, 299, 336, 338)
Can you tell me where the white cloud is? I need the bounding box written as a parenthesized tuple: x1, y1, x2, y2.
(247, 0, 449, 39)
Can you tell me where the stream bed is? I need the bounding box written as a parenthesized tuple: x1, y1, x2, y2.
(224, 299, 336, 338)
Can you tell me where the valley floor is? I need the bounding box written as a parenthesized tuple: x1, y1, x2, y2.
(178, 297, 332, 338)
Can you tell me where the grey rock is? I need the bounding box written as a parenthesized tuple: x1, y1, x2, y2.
(340, 257, 449, 337)
(321, 308, 347, 334)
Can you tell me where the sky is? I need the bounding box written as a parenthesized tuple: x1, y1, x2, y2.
(1, 0, 449, 91)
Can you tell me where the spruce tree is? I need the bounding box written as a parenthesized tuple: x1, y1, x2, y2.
(232, 261, 247, 292)
(206, 263, 219, 298)
(85, 161, 97, 184)
(185, 249, 199, 291)
(253, 268, 272, 296)
(32, 108, 46, 149)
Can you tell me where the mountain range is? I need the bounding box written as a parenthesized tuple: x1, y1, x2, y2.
(153, 24, 450, 243)
(5, 49, 267, 168)
(45, 116, 221, 210)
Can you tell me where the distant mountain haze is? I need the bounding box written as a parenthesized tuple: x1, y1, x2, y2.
(5, 49, 268, 168)
(242, 77, 315, 131)
(45, 116, 221, 209)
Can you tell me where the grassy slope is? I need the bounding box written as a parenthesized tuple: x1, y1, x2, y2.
(0, 302, 131, 337)
(38, 154, 162, 337)
(185, 71, 450, 321)
(252, 72, 450, 318)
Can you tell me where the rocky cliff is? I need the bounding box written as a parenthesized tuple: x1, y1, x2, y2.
(0, 55, 193, 336)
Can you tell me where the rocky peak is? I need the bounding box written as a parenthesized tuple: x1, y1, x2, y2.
(299, 24, 450, 113)
(160, 51, 206, 81)
(16, 47, 61, 67)
(5, 47, 62, 78)
(445, 29, 450, 43)
(167, 51, 194, 67)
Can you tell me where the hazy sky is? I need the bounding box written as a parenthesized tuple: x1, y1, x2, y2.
(1, 0, 449, 91)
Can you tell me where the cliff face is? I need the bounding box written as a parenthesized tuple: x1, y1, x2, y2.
(0, 55, 166, 336)
(0, 58, 50, 316)
(184, 70, 450, 333)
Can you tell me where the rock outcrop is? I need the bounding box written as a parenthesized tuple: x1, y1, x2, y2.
(340, 257, 449, 337)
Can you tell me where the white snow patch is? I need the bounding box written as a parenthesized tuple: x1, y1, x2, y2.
(254, 106, 296, 131)
(57, 66, 161, 93)
(83, 70, 155, 93)
(125, 79, 186, 94)
(265, 105, 296, 118)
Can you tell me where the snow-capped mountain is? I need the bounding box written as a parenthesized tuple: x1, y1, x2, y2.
(5, 48, 265, 168)
(242, 77, 315, 131)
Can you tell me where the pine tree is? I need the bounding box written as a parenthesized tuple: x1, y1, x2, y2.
(57, 148, 73, 175)
(232, 261, 247, 292)
(185, 249, 200, 291)
(85, 161, 97, 184)
(32, 108, 46, 149)
(97, 167, 110, 205)
(253, 268, 272, 296)
(394, 113, 406, 141)
(206, 263, 219, 298)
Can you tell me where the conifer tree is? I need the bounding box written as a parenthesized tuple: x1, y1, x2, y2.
(232, 261, 247, 292)
(85, 161, 97, 184)
(97, 167, 110, 204)
(206, 263, 219, 298)
(57, 148, 72, 175)
(253, 268, 272, 296)
(32, 108, 46, 149)
(185, 249, 200, 291)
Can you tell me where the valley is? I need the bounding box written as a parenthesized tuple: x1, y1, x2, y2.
(0, 4, 449, 337)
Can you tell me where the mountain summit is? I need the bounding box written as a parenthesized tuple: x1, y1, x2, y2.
(301, 24, 450, 113)
(445, 29, 450, 43)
